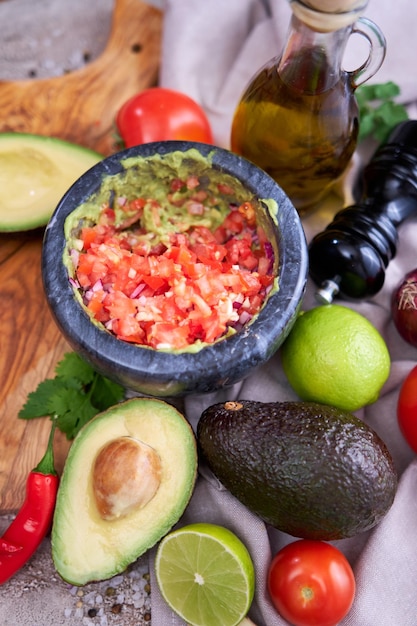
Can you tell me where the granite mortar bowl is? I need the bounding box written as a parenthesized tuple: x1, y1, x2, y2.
(42, 141, 308, 397)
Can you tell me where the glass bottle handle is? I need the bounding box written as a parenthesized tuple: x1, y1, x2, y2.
(349, 17, 387, 88)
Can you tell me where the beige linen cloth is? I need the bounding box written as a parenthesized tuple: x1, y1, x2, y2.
(145, 1, 417, 625)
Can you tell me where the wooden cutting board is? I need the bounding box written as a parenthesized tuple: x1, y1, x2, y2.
(0, 0, 162, 156)
(0, 0, 162, 512)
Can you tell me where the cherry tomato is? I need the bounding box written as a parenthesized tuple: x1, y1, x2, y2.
(268, 540, 356, 626)
(116, 87, 213, 147)
(397, 365, 417, 453)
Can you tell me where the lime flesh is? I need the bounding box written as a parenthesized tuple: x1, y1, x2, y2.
(155, 523, 255, 626)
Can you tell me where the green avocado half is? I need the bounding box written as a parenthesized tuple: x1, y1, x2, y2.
(0, 133, 102, 232)
(51, 398, 198, 585)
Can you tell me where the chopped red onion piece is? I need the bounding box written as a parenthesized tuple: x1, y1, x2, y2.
(239, 310, 253, 325)
(70, 248, 80, 268)
(130, 283, 146, 299)
(264, 241, 274, 261)
(92, 280, 103, 292)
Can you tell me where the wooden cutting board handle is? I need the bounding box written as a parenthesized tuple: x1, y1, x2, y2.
(0, 0, 162, 155)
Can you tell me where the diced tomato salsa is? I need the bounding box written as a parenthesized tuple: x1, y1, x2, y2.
(69, 175, 275, 351)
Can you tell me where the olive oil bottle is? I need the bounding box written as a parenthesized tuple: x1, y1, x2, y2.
(231, 0, 386, 214)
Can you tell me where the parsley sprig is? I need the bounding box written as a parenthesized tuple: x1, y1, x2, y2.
(19, 352, 125, 439)
(356, 81, 409, 144)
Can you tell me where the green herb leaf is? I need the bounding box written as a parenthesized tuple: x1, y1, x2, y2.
(18, 378, 66, 420)
(91, 375, 127, 412)
(55, 352, 96, 386)
(356, 80, 409, 144)
(51, 387, 99, 440)
(19, 352, 125, 439)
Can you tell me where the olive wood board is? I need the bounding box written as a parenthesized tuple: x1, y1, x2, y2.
(0, 0, 162, 512)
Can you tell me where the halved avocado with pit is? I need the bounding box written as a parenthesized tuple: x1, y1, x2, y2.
(0, 133, 102, 232)
(51, 397, 198, 585)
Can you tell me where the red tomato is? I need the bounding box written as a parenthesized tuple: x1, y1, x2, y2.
(116, 87, 213, 147)
(397, 365, 417, 453)
(268, 540, 356, 626)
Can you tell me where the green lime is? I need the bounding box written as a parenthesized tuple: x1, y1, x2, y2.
(281, 304, 390, 412)
(154, 522, 255, 626)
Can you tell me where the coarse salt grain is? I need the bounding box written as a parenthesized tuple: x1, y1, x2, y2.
(84, 590, 95, 603)
(133, 593, 145, 609)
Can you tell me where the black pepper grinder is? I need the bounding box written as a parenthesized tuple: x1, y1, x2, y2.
(309, 119, 417, 302)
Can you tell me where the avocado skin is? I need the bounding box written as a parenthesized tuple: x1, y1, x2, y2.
(197, 400, 397, 540)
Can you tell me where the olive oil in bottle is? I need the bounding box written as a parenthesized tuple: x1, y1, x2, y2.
(230, 0, 386, 214)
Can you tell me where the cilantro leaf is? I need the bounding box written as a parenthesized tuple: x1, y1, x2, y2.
(356, 81, 401, 107)
(55, 352, 96, 386)
(19, 352, 125, 439)
(356, 80, 409, 144)
(19, 378, 67, 419)
(51, 387, 99, 439)
(91, 375, 126, 412)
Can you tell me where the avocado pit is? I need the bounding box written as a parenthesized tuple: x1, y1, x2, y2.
(92, 436, 162, 521)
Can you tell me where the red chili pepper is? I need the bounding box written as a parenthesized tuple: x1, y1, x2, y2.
(0, 421, 59, 584)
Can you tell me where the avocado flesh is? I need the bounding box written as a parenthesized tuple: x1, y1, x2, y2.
(52, 398, 197, 585)
(0, 133, 102, 232)
(197, 400, 397, 540)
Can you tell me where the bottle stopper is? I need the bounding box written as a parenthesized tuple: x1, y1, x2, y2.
(290, 0, 368, 31)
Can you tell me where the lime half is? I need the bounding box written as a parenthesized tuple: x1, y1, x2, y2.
(155, 522, 255, 626)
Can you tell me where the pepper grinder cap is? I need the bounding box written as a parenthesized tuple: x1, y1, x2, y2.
(290, 0, 368, 31)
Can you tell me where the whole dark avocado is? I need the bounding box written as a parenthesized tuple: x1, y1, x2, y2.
(197, 400, 397, 540)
